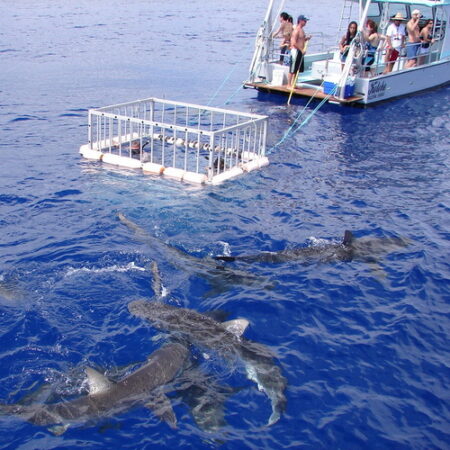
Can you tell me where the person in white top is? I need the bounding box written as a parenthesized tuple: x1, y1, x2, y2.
(383, 12, 406, 74)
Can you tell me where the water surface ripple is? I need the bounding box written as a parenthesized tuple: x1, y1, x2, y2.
(0, 1, 449, 449)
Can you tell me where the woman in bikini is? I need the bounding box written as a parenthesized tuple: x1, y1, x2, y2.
(362, 19, 381, 76)
(418, 20, 434, 66)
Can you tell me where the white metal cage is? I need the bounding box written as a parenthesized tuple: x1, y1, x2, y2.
(79, 97, 269, 184)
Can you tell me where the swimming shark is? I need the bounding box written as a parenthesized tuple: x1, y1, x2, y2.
(149, 260, 235, 434)
(0, 342, 189, 434)
(213, 230, 409, 269)
(128, 300, 287, 426)
(117, 212, 275, 295)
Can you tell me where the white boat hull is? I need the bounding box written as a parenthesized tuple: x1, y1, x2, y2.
(356, 59, 450, 104)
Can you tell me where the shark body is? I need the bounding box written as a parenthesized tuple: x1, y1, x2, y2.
(118, 212, 275, 296)
(214, 230, 409, 268)
(0, 342, 189, 434)
(128, 300, 287, 425)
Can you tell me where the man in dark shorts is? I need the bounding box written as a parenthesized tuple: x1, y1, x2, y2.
(288, 15, 311, 88)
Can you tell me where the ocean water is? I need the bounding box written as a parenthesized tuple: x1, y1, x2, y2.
(1, 1, 449, 449)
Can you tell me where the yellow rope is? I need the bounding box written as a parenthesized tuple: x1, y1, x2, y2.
(287, 41, 309, 105)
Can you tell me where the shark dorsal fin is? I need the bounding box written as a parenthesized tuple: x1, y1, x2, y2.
(343, 230, 354, 246)
(222, 318, 249, 337)
(86, 367, 113, 395)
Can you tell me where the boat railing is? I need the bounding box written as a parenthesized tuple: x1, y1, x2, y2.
(269, 32, 327, 63)
(356, 39, 444, 77)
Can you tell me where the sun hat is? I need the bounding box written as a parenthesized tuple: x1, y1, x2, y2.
(297, 14, 309, 22)
(392, 12, 406, 20)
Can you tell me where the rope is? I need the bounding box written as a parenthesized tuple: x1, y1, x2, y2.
(224, 83, 247, 106)
(269, 84, 338, 153)
(206, 64, 238, 107)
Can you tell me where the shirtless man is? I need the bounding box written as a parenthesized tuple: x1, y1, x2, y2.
(288, 15, 311, 88)
(405, 9, 421, 68)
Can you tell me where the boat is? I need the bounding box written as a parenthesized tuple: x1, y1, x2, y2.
(244, 0, 450, 105)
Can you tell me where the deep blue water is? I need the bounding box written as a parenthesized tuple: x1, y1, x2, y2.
(1, 1, 449, 449)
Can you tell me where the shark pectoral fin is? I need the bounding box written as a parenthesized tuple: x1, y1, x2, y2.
(222, 318, 249, 337)
(48, 423, 70, 436)
(86, 367, 114, 395)
(146, 392, 177, 429)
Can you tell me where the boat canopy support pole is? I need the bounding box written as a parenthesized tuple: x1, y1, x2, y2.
(248, 0, 276, 83)
(337, 0, 372, 98)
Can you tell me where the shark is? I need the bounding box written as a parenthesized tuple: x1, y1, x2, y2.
(117, 212, 275, 295)
(0, 342, 189, 434)
(213, 230, 409, 269)
(149, 259, 233, 434)
(0, 261, 239, 436)
(128, 300, 287, 426)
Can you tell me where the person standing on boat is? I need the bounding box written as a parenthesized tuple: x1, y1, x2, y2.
(272, 12, 294, 64)
(383, 12, 406, 74)
(418, 19, 435, 66)
(405, 9, 422, 68)
(362, 19, 381, 76)
(288, 15, 311, 88)
(339, 21, 358, 70)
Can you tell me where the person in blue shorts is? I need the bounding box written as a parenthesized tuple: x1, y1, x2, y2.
(405, 9, 422, 68)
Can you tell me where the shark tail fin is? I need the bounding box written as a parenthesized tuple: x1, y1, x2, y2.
(213, 255, 236, 262)
(343, 230, 354, 246)
(268, 410, 281, 426)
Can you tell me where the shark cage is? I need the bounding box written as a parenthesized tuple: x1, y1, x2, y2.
(79, 98, 269, 185)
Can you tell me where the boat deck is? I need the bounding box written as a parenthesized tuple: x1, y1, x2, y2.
(244, 82, 364, 104)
